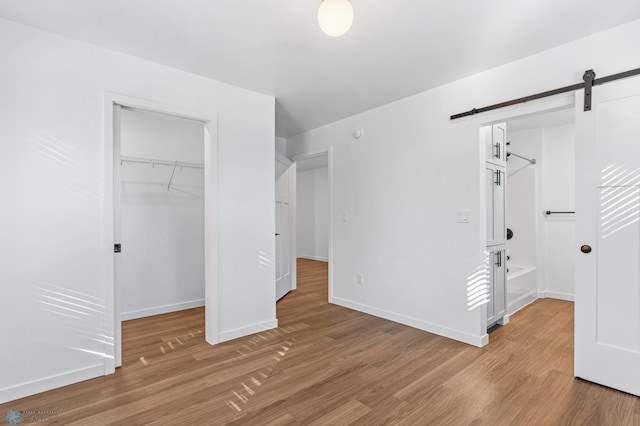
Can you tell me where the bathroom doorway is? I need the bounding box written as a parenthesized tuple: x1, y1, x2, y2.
(504, 107, 576, 318)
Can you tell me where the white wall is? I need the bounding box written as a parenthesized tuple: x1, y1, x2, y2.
(275, 136, 287, 156)
(297, 167, 329, 261)
(120, 109, 204, 320)
(506, 129, 542, 268)
(0, 19, 275, 403)
(506, 128, 542, 308)
(542, 124, 576, 300)
(287, 19, 640, 347)
(507, 123, 575, 302)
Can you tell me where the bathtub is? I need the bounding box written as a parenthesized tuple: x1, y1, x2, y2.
(506, 265, 537, 315)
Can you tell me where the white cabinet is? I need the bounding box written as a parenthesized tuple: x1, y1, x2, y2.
(486, 163, 506, 246)
(484, 122, 507, 330)
(487, 245, 507, 326)
(485, 122, 507, 167)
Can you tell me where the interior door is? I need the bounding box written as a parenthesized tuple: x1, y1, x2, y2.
(575, 76, 640, 396)
(275, 159, 295, 301)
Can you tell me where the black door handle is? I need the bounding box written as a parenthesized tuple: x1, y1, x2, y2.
(580, 245, 592, 254)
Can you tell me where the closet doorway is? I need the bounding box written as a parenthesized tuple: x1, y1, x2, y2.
(118, 106, 204, 317)
(108, 96, 218, 369)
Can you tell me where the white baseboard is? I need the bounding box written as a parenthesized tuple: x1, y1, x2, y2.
(297, 255, 328, 262)
(218, 319, 279, 343)
(508, 291, 538, 316)
(331, 297, 486, 347)
(498, 315, 510, 325)
(121, 299, 205, 321)
(539, 291, 574, 302)
(0, 364, 104, 405)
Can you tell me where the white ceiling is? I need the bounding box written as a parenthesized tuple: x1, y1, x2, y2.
(1, 1, 640, 137)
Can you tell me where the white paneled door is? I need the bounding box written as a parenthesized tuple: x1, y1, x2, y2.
(275, 158, 296, 301)
(575, 76, 640, 396)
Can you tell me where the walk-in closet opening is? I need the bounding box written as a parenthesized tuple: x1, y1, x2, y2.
(482, 105, 576, 333)
(114, 105, 207, 365)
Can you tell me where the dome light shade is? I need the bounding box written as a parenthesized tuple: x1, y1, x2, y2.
(317, 0, 353, 37)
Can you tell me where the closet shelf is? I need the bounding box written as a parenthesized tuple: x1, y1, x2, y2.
(120, 155, 204, 191)
(120, 155, 204, 170)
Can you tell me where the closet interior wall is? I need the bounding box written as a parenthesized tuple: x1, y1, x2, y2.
(119, 108, 205, 320)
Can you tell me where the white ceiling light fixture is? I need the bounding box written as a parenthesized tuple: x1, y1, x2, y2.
(317, 0, 354, 37)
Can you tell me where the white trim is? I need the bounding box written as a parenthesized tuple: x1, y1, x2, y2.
(276, 151, 293, 167)
(104, 92, 220, 371)
(293, 148, 331, 162)
(476, 93, 575, 126)
(293, 147, 334, 302)
(507, 290, 538, 316)
(497, 314, 510, 325)
(541, 291, 575, 301)
(331, 297, 487, 347)
(0, 364, 104, 405)
(121, 300, 205, 321)
(218, 319, 279, 343)
(298, 255, 329, 262)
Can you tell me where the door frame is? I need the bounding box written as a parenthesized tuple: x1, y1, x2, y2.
(104, 92, 218, 372)
(293, 147, 334, 302)
(476, 93, 575, 340)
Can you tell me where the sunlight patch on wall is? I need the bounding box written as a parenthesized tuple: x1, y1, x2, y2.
(32, 282, 112, 360)
(258, 250, 274, 270)
(467, 252, 491, 311)
(29, 130, 102, 206)
(600, 163, 640, 239)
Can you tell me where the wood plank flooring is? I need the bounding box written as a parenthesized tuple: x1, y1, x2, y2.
(2, 258, 638, 425)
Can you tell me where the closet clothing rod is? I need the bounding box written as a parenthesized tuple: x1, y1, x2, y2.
(120, 155, 204, 169)
(507, 151, 536, 164)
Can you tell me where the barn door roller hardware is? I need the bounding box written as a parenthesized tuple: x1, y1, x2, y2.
(450, 67, 640, 120)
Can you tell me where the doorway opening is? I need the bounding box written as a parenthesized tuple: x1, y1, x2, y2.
(293, 150, 333, 302)
(117, 107, 205, 324)
(106, 94, 218, 370)
(479, 94, 575, 335)
(504, 107, 576, 320)
(296, 155, 329, 262)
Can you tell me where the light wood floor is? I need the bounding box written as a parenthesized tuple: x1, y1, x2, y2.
(2, 259, 638, 425)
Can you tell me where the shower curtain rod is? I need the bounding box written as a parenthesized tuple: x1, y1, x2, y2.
(450, 66, 640, 120)
(507, 151, 536, 164)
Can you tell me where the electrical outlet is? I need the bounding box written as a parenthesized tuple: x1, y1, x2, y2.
(357, 273, 364, 285)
